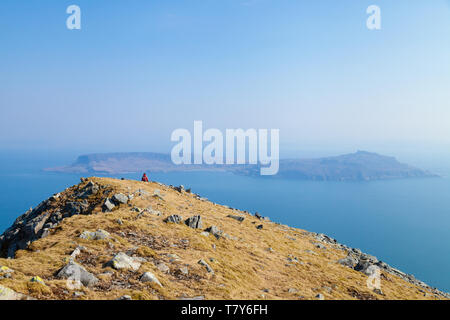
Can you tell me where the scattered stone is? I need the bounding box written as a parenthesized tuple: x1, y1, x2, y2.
(178, 295, 205, 300)
(223, 233, 238, 241)
(144, 207, 162, 216)
(373, 288, 384, 295)
(0, 285, 34, 300)
(70, 247, 82, 259)
(79, 229, 110, 240)
(116, 218, 123, 225)
(200, 232, 210, 237)
(30, 276, 46, 286)
(185, 215, 203, 229)
(111, 193, 128, 205)
(174, 185, 185, 193)
(205, 226, 223, 240)
(109, 252, 141, 271)
(313, 242, 327, 250)
(140, 272, 162, 287)
(227, 215, 245, 222)
(288, 288, 298, 293)
(0, 266, 14, 274)
(322, 286, 333, 294)
(103, 198, 115, 212)
(255, 212, 262, 220)
(164, 215, 183, 224)
(133, 257, 148, 263)
(315, 293, 325, 300)
(57, 260, 99, 287)
(166, 253, 180, 262)
(155, 262, 170, 274)
(198, 259, 214, 274)
(177, 266, 189, 276)
(256, 224, 263, 230)
(117, 295, 132, 300)
(153, 190, 165, 201)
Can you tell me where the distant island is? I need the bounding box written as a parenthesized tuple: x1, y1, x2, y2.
(46, 150, 438, 181)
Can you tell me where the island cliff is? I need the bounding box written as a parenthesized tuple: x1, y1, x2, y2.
(46, 151, 438, 181)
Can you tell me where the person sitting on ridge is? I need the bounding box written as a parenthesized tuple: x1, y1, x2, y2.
(141, 173, 149, 182)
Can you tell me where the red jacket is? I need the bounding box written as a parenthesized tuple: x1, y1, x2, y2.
(141, 174, 149, 182)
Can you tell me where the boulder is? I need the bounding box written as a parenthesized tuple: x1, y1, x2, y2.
(185, 215, 203, 229)
(109, 252, 141, 271)
(164, 215, 183, 224)
(57, 261, 99, 287)
(144, 207, 162, 216)
(227, 215, 245, 222)
(205, 226, 223, 239)
(0, 266, 14, 274)
(354, 259, 379, 276)
(198, 259, 214, 274)
(79, 229, 110, 240)
(140, 272, 162, 286)
(103, 198, 115, 212)
(155, 262, 170, 274)
(177, 266, 189, 276)
(315, 293, 325, 300)
(112, 193, 128, 205)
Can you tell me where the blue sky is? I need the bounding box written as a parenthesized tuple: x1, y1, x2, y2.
(1, 0, 450, 159)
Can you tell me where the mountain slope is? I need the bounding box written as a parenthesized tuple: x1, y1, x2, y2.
(0, 177, 447, 300)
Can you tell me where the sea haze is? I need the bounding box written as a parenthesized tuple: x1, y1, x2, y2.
(0, 151, 449, 293)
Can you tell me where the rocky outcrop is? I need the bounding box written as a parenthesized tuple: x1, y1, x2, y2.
(0, 180, 107, 258)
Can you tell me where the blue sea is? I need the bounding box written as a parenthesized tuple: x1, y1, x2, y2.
(1, 151, 449, 292)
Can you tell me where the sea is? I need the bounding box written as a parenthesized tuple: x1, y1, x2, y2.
(0, 150, 449, 293)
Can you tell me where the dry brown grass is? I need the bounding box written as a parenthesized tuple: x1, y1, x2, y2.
(0, 177, 445, 300)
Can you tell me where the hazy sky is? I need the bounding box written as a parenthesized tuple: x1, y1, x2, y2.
(1, 0, 450, 158)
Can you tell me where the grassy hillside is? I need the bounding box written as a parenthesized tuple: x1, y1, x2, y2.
(0, 177, 447, 300)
